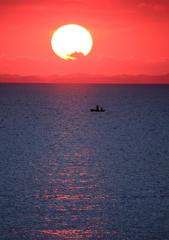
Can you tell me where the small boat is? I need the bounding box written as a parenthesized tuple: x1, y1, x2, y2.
(90, 109, 105, 112)
(90, 105, 105, 112)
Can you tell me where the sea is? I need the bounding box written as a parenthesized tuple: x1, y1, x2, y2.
(0, 84, 169, 240)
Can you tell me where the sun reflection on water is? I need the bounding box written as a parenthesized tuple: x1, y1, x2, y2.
(36, 146, 111, 239)
(39, 229, 111, 239)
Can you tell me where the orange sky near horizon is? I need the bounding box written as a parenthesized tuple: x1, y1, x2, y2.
(0, 0, 169, 80)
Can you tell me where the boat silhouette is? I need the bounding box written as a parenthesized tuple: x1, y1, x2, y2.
(90, 105, 105, 112)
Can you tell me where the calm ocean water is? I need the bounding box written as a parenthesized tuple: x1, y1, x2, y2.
(0, 84, 169, 240)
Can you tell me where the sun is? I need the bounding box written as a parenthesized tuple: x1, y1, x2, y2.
(51, 24, 93, 60)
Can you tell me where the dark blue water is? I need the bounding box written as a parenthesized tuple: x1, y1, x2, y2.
(0, 84, 169, 240)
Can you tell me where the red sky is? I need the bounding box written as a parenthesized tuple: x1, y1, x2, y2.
(0, 0, 169, 79)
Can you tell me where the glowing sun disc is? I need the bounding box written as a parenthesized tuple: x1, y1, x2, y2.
(51, 24, 93, 60)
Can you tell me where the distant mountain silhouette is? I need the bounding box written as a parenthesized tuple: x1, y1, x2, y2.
(0, 73, 169, 84)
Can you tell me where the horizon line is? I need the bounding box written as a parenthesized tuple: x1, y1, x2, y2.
(0, 73, 169, 84)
